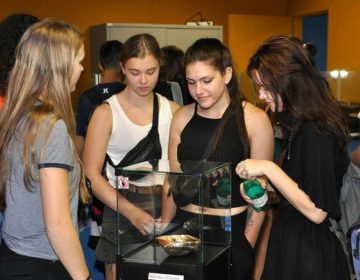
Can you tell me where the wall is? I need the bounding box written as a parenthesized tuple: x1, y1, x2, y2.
(327, 0, 360, 103)
(288, 0, 329, 16)
(327, 0, 360, 71)
(228, 14, 292, 102)
(0, 0, 288, 106)
(3, 0, 359, 103)
(289, 0, 360, 102)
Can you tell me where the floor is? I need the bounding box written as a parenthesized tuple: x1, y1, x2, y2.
(80, 226, 105, 280)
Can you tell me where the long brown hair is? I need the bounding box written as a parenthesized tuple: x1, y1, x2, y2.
(0, 19, 89, 211)
(184, 38, 250, 157)
(247, 35, 349, 149)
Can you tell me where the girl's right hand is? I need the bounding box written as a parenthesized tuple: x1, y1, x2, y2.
(129, 207, 155, 236)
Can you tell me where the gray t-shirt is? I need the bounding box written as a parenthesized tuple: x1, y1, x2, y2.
(2, 119, 80, 260)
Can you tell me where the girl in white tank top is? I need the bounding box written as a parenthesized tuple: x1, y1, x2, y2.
(82, 34, 180, 280)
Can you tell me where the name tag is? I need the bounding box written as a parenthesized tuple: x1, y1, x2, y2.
(148, 272, 184, 280)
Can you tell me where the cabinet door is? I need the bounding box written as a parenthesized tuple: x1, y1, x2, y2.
(108, 26, 166, 46)
(166, 27, 223, 51)
(89, 24, 223, 74)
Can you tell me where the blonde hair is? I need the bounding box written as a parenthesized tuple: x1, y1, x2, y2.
(0, 19, 89, 210)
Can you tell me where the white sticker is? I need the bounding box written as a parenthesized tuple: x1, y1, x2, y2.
(117, 176, 129, 189)
(148, 272, 184, 280)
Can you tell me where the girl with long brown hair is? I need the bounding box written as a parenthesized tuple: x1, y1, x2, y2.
(237, 35, 350, 280)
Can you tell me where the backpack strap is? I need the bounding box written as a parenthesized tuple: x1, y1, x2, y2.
(167, 81, 184, 106)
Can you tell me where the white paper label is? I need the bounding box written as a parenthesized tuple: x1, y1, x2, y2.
(148, 272, 184, 280)
(252, 192, 268, 208)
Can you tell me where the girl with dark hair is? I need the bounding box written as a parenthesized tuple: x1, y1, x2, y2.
(162, 38, 274, 279)
(236, 35, 351, 279)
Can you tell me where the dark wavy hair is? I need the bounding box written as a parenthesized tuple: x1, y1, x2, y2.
(0, 13, 39, 95)
(99, 40, 123, 69)
(159, 45, 185, 83)
(184, 38, 250, 157)
(247, 35, 349, 149)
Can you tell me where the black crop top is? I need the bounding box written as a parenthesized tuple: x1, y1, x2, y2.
(177, 106, 247, 207)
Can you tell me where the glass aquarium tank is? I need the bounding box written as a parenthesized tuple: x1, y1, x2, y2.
(115, 159, 232, 280)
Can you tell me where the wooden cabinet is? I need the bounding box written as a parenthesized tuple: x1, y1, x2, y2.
(89, 23, 223, 72)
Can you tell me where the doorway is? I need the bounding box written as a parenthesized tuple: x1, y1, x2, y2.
(302, 14, 328, 72)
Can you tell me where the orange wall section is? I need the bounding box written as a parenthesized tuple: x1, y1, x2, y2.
(287, 0, 360, 102)
(0, 0, 288, 107)
(229, 14, 293, 72)
(288, 0, 329, 16)
(327, 0, 360, 102)
(228, 14, 292, 102)
(5, 0, 359, 103)
(327, 0, 360, 71)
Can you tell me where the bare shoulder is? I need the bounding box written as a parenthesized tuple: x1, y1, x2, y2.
(89, 102, 112, 129)
(156, 93, 181, 114)
(168, 99, 181, 115)
(243, 101, 274, 159)
(243, 101, 270, 126)
(173, 103, 195, 120)
(172, 103, 196, 131)
(243, 101, 272, 138)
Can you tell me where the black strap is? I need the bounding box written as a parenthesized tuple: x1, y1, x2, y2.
(105, 94, 159, 168)
(198, 103, 232, 160)
(152, 93, 159, 129)
(275, 120, 303, 166)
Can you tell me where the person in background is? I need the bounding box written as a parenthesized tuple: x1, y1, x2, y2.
(162, 38, 274, 280)
(159, 45, 185, 83)
(236, 35, 351, 280)
(0, 19, 91, 280)
(83, 33, 179, 280)
(76, 40, 125, 276)
(156, 45, 194, 105)
(0, 13, 39, 108)
(75, 39, 125, 155)
(0, 11, 39, 255)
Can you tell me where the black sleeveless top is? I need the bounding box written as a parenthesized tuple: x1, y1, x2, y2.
(177, 106, 247, 207)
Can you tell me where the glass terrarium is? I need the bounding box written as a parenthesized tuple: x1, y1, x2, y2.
(115, 159, 232, 280)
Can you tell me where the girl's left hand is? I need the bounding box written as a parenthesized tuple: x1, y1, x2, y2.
(236, 159, 268, 180)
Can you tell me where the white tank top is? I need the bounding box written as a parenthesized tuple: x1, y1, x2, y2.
(105, 93, 173, 188)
